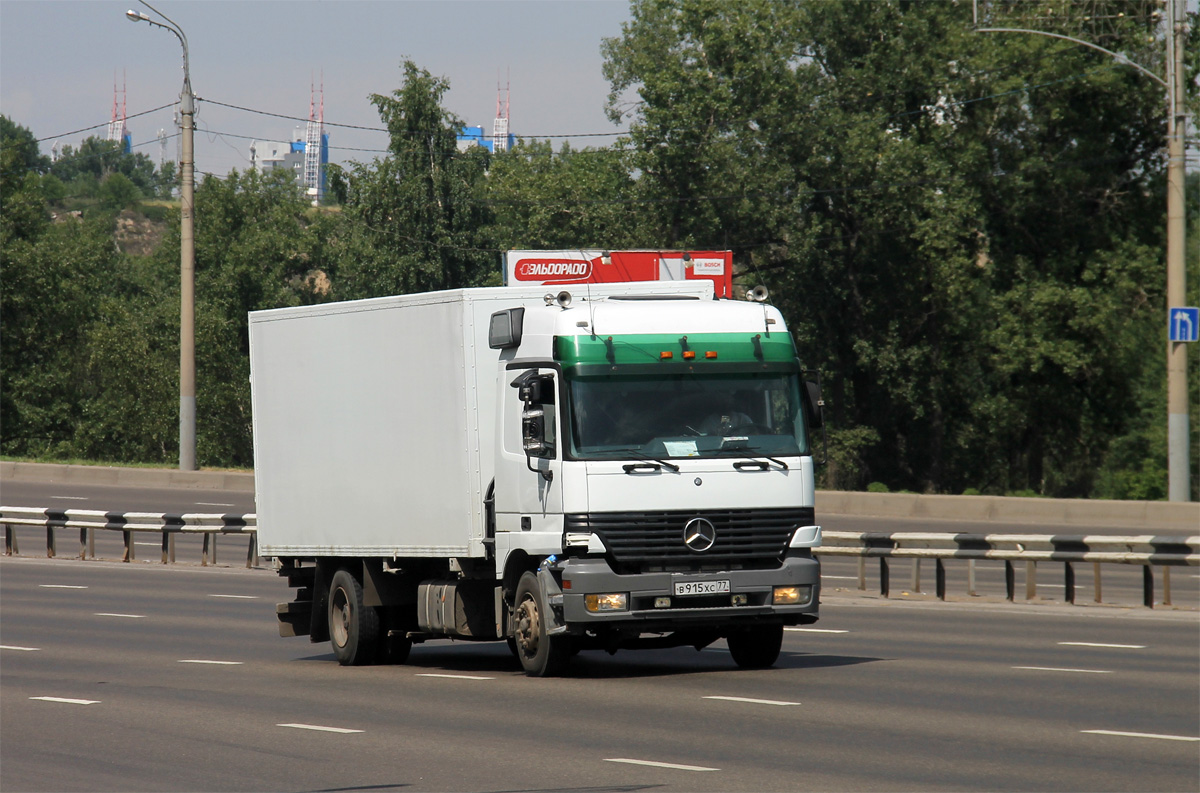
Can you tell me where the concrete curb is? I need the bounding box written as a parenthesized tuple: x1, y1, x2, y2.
(4, 462, 1195, 530)
(1, 461, 254, 492)
(815, 490, 1199, 532)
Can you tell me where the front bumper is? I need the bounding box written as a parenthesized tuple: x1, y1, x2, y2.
(558, 554, 819, 630)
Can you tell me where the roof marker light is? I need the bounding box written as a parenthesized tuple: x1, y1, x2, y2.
(683, 351, 696, 360)
(660, 351, 674, 360)
(705, 351, 718, 359)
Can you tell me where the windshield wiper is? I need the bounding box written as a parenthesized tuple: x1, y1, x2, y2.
(715, 445, 789, 470)
(608, 447, 681, 472)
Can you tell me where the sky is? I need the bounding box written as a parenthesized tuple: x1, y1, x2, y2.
(0, 0, 634, 177)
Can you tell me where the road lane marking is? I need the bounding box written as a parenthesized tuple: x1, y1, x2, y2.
(179, 659, 243, 665)
(605, 758, 719, 772)
(30, 697, 99, 705)
(416, 673, 495, 680)
(135, 542, 159, 547)
(704, 695, 800, 706)
(1013, 666, 1112, 674)
(195, 502, 235, 507)
(1, 645, 40, 651)
(1082, 730, 1200, 742)
(277, 723, 363, 734)
(208, 594, 259, 599)
(94, 613, 145, 619)
(786, 627, 848, 634)
(821, 575, 859, 580)
(49, 496, 88, 501)
(1059, 642, 1145, 649)
(40, 585, 88, 589)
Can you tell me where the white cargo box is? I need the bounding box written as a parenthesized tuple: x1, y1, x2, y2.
(249, 283, 709, 558)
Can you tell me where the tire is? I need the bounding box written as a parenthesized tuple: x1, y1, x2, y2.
(328, 568, 380, 666)
(512, 571, 571, 677)
(727, 624, 783, 669)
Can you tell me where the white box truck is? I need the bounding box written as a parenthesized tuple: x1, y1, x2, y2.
(249, 281, 823, 676)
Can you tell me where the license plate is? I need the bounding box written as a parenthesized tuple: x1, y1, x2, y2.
(674, 579, 731, 596)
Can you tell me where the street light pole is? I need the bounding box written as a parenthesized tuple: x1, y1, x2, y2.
(1164, 0, 1189, 501)
(127, 2, 196, 471)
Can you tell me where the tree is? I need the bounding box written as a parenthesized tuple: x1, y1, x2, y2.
(326, 61, 497, 298)
(484, 140, 648, 250)
(603, 0, 1173, 496)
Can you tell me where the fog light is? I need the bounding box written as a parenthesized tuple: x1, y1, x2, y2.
(731, 593, 749, 606)
(654, 597, 672, 608)
(773, 585, 811, 605)
(585, 593, 629, 613)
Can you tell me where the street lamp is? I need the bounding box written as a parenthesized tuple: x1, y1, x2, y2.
(976, 0, 1191, 501)
(127, 1, 196, 471)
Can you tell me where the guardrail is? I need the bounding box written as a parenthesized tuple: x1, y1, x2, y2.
(0, 507, 259, 568)
(4, 509, 1197, 608)
(817, 530, 1200, 608)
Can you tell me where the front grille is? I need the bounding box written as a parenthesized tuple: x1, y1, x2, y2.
(566, 508, 812, 574)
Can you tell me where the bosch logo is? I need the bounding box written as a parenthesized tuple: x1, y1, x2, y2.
(683, 518, 717, 553)
(514, 259, 592, 281)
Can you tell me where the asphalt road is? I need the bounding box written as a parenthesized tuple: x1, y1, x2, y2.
(2, 555, 1197, 793)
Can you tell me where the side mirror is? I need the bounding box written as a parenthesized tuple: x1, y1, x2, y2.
(522, 406, 549, 456)
(805, 381, 824, 429)
(488, 307, 524, 350)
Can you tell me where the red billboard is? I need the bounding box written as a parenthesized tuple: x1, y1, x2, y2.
(505, 250, 733, 298)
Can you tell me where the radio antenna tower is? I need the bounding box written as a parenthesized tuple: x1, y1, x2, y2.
(107, 72, 129, 148)
(303, 75, 324, 203)
(492, 70, 510, 153)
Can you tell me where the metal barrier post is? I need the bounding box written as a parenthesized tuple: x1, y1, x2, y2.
(967, 559, 977, 597)
(1142, 566, 1154, 608)
(168, 533, 176, 564)
(211, 533, 216, 565)
(1162, 566, 1172, 606)
(880, 557, 890, 598)
(161, 532, 169, 564)
(935, 559, 946, 600)
(1064, 562, 1076, 604)
(46, 526, 56, 558)
(245, 534, 257, 569)
(123, 530, 133, 562)
(1005, 561, 1015, 601)
(79, 528, 87, 560)
(87, 528, 94, 559)
(857, 557, 866, 591)
(1025, 561, 1037, 600)
(201, 533, 210, 566)
(911, 559, 921, 594)
(5, 525, 16, 556)
(1093, 562, 1103, 603)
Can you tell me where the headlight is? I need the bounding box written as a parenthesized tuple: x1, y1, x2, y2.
(773, 585, 812, 605)
(585, 593, 628, 613)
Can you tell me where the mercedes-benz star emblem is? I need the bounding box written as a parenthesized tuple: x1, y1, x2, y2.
(683, 517, 717, 553)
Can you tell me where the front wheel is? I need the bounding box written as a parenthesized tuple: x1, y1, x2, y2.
(512, 571, 571, 677)
(328, 568, 380, 666)
(727, 624, 783, 669)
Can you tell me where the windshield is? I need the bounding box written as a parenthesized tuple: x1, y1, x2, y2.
(566, 371, 809, 460)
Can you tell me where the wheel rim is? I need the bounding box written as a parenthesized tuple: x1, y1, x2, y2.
(514, 593, 539, 656)
(331, 586, 350, 647)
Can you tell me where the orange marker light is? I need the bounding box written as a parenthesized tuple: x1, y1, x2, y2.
(660, 351, 673, 359)
(705, 351, 718, 359)
(683, 350, 696, 360)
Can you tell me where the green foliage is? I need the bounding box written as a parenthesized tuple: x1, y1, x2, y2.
(328, 61, 497, 299)
(604, 0, 1183, 497)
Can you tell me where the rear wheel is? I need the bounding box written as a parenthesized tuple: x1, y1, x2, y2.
(727, 624, 783, 669)
(328, 568, 380, 666)
(512, 571, 571, 677)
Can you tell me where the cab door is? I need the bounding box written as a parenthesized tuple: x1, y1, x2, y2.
(494, 366, 563, 541)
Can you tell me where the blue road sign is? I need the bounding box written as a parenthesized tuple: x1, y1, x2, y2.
(1169, 307, 1199, 343)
